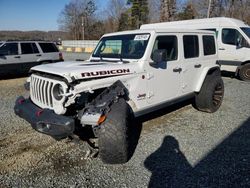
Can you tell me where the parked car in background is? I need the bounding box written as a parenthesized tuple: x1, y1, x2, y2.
(0, 41, 63, 76)
(141, 17, 250, 81)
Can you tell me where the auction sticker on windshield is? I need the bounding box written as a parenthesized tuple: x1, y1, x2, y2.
(134, 34, 150, 41)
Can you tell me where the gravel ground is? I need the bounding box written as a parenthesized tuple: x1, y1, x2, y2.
(0, 77, 249, 187)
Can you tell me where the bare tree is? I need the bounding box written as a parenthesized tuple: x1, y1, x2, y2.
(177, 1, 197, 20)
(105, 0, 127, 31)
(58, 0, 96, 40)
(207, 0, 216, 18)
(148, 0, 161, 23)
(160, 0, 177, 22)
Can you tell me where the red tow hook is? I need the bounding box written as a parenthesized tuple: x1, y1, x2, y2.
(36, 109, 44, 117)
(18, 98, 25, 104)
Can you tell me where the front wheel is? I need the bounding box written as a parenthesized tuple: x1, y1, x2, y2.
(193, 75, 224, 113)
(238, 64, 250, 81)
(98, 98, 132, 164)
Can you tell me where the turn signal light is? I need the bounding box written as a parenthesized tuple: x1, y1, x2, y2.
(98, 115, 106, 125)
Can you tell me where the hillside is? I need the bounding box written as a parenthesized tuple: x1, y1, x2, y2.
(0, 30, 69, 41)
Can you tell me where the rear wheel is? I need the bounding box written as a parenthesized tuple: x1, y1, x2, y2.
(98, 98, 131, 164)
(193, 74, 224, 113)
(238, 64, 250, 81)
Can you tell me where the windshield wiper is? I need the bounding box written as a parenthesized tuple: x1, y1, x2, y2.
(118, 54, 123, 62)
(100, 53, 103, 61)
(118, 54, 129, 63)
(90, 54, 129, 63)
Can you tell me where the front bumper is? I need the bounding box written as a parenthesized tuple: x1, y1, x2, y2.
(14, 96, 75, 140)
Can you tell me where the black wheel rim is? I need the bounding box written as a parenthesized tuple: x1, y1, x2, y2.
(212, 83, 223, 107)
(243, 68, 250, 80)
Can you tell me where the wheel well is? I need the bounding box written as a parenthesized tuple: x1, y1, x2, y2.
(194, 67, 221, 93)
(207, 67, 221, 76)
(241, 61, 250, 66)
(236, 61, 250, 75)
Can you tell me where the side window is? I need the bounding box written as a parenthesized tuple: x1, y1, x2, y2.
(151, 35, 178, 61)
(203, 35, 216, 55)
(222, 28, 247, 46)
(183, 35, 199, 58)
(0, 43, 18, 55)
(21, 43, 39, 54)
(39, 43, 59, 53)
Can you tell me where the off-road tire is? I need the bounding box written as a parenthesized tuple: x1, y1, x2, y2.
(238, 64, 250, 81)
(193, 75, 224, 113)
(99, 98, 131, 164)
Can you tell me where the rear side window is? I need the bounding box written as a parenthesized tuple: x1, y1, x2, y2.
(151, 35, 178, 61)
(21, 43, 39, 54)
(38, 43, 59, 53)
(0, 43, 18, 55)
(183, 35, 199, 59)
(203, 35, 216, 55)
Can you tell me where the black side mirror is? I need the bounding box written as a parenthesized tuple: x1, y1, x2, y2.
(236, 37, 243, 49)
(151, 49, 167, 65)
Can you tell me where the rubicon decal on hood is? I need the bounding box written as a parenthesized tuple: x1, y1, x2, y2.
(81, 69, 131, 78)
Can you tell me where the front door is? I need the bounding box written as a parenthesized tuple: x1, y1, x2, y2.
(147, 34, 181, 105)
(0, 42, 20, 75)
(218, 28, 248, 70)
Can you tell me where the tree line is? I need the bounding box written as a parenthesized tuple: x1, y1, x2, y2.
(0, 31, 68, 41)
(1, 0, 249, 41)
(58, 0, 250, 40)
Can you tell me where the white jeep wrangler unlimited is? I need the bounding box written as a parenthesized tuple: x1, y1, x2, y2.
(14, 28, 224, 164)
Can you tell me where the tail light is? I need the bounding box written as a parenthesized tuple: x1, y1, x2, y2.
(59, 52, 64, 61)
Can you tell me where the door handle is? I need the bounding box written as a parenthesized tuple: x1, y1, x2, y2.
(219, 48, 225, 50)
(173, 67, 182, 73)
(14, 56, 21, 58)
(36, 54, 42, 57)
(194, 64, 201, 68)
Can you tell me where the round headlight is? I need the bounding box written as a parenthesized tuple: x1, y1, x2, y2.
(53, 84, 64, 101)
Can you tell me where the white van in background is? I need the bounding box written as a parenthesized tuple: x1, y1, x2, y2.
(141, 17, 250, 81)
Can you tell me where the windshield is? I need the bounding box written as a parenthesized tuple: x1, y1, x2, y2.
(92, 33, 150, 60)
(241, 27, 250, 38)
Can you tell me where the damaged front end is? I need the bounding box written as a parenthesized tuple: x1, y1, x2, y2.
(14, 96, 75, 140)
(14, 80, 128, 140)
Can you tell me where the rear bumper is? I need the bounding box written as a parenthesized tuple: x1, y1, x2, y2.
(14, 96, 74, 140)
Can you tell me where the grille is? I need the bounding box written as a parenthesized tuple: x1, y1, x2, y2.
(30, 74, 57, 109)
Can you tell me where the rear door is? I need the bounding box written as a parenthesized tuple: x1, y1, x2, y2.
(181, 34, 201, 94)
(19, 42, 41, 72)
